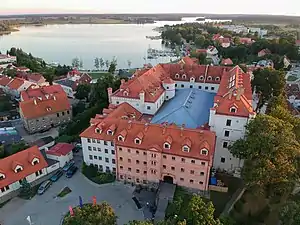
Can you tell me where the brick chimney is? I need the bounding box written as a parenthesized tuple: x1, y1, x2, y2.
(236, 87, 245, 100)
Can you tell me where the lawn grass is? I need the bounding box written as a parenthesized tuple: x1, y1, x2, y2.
(88, 72, 111, 79)
(58, 187, 72, 198)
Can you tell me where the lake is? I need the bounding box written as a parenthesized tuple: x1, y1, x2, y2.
(0, 17, 224, 69)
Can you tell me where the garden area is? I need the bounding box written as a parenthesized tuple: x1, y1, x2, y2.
(82, 163, 115, 185)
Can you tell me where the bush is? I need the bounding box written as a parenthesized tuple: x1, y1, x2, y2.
(233, 199, 244, 213)
(82, 163, 115, 185)
(55, 135, 76, 143)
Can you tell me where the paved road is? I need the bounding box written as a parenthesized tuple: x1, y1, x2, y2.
(0, 172, 143, 225)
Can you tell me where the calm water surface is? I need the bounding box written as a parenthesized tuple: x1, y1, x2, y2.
(0, 18, 223, 69)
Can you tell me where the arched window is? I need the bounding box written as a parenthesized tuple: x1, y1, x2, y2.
(182, 74, 187, 79)
(207, 76, 212, 81)
(118, 135, 124, 142)
(215, 77, 220, 81)
(164, 142, 171, 149)
(230, 107, 237, 113)
(135, 138, 141, 145)
(182, 146, 190, 152)
(199, 76, 204, 81)
(95, 128, 101, 134)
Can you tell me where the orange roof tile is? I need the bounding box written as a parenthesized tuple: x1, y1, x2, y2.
(7, 78, 24, 90)
(0, 146, 48, 189)
(19, 91, 71, 119)
(0, 76, 13, 86)
(21, 85, 65, 101)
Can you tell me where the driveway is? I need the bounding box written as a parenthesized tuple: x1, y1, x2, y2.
(0, 171, 143, 225)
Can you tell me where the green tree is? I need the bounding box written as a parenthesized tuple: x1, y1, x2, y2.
(74, 84, 91, 100)
(43, 67, 55, 85)
(197, 53, 207, 65)
(219, 215, 236, 225)
(72, 57, 80, 68)
(99, 58, 105, 70)
(252, 68, 285, 111)
(63, 202, 117, 225)
(10, 142, 29, 155)
(0, 145, 5, 159)
(105, 60, 110, 70)
(3, 68, 17, 77)
(182, 195, 221, 225)
(229, 114, 300, 196)
(280, 201, 300, 225)
(126, 221, 153, 225)
(55, 135, 75, 143)
(94, 57, 100, 70)
(19, 179, 32, 198)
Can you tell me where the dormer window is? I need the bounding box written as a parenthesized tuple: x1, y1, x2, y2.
(164, 143, 171, 149)
(107, 130, 113, 135)
(230, 107, 237, 113)
(182, 74, 186, 79)
(95, 128, 101, 134)
(123, 91, 129, 96)
(190, 77, 195, 82)
(182, 146, 190, 152)
(0, 174, 5, 180)
(135, 138, 141, 145)
(175, 74, 179, 79)
(201, 149, 208, 156)
(15, 165, 23, 173)
(215, 77, 220, 81)
(118, 135, 124, 142)
(207, 76, 212, 81)
(32, 158, 39, 165)
(199, 76, 204, 81)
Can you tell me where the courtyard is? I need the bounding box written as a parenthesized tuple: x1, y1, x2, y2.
(0, 169, 143, 225)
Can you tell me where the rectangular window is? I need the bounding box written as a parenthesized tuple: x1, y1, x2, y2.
(205, 86, 208, 90)
(201, 162, 206, 166)
(128, 159, 131, 163)
(198, 86, 202, 89)
(143, 152, 146, 155)
(111, 142, 114, 146)
(97, 148, 101, 152)
(136, 160, 140, 164)
(181, 168, 184, 172)
(144, 171, 147, 174)
(221, 157, 226, 163)
(94, 155, 97, 159)
(89, 155, 93, 160)
(88, 146, 92, 151)
(106, 166, 110, 172)
(224, 130, 230, 137)
(190, 85, 193, 88)
(104, 141, 108, 146)
(119, 147, 122, 151)
(211, 87, 215, 91)
(111, 150, 115, 155)
(119, 157, 123, 161)
(128, 167, 131, 172)
(181, 84, 184, 88)
(171, 166, 175, 171)
(136, 169, 140, 173)
(112, 159, 116, 164)
(92, 139, 96, 143)
(62, 112, 65, 116)
(147, 106, 151, 110)
(57, 113, 59, 117)
(128, 149, 131, 153)
(93, 147, 96, 151)
(97, 140, 101, 143)
(87, 138, 91, 143)
(223, 142, 228, 148)
(98, 156, 102, 160)
(190, 179, 194, 184)
(163, 165, 166, 169)
(199, 181, 204, 184)
(143, 161, 147, 165)
(136, 150, 139, 154)
(200, 172, 205, 176)
(163, 155, 166, 159)
(180, 178, 184, 181)
(67, 110, 70, 114)
(120, 166, 123, 170)
(226, 119, 232, 126)
(105, 158, 109, 163)
(172, 156, 175, 161)
(105, 149, 108, 154)
(190, 170, 194, 174)
(181, 158, 185, 163)
(191, 160, 195, 164)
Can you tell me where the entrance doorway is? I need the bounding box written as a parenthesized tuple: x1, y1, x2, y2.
(163, 175, 174, 184)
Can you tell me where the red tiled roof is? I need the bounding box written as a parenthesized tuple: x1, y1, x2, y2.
(258, 48, 271, 56)
(213, 66, 254, 118)
(221, 58, 233, 65)
(19, 91, 71, 119)
(7, 78, 24, 90)
(47, 143, 74, 156)
(0, 146, 48, 189)
(239, 38, 253, 44)
(27, 73, 45, 83)
(0, 76, 13, 86)
(80, 103, 216, 161)
(21, 85, 64, 101)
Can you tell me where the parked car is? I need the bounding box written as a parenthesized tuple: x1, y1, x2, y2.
(50, 170, 63, 182)
(37, 180, 52, 195)
(63, 161, 75, 172)
(66, 166, 78, 178)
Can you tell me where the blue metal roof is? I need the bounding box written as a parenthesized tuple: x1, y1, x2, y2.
(151, 89, 215, 129)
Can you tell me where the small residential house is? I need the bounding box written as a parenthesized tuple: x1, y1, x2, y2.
(54, 72, 92, 98)
(0, 54, 17, 69)
(0, 76, 13, 92)
(19, 85, 72, 133)
(6, 78, 34, 99)
(285, 83, 300, 109)
(239, 37, 253, 45)
(212, 34, 231, 48)
(45, 143, 74, 167)
(258, 49, 271, 57)
(0, 146, 48, 198)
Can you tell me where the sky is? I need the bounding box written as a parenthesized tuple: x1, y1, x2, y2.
(0, 0, 299, 16)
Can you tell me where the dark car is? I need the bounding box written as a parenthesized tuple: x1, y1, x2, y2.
(66, 166, 78, 178)
(63, 161, 75, 172)
(50, 170, 63, 182)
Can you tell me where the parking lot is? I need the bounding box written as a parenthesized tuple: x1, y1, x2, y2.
(0, 154, 143, 225)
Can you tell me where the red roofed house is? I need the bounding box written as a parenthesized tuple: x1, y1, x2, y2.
(46, 143, 74, 167)
(258, 48, 271, 57)
(80, 57, 255, 190)
(213, 34, 231, 48)
(6, 77, 35, 99)
(0, 146, 48, 198)
(19, 85, 72, 133)
(221, 58, 234, 66)
(239, 37, 253, 45)
(0, 76, 13, 92)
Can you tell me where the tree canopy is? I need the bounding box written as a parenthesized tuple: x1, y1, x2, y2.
(280, 200, 300, 225)
(63, 202, 117, 225)
(75, 84, 91, 100)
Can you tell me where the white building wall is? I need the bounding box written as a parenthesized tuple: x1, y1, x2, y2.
(175, 81, 219, 93)
(111, 92, 165, 115)
(81, 137, 117, 173)
(0, 168, 47, 198)
(46, 162, 60, 174)
(46, 152, 73, 167)
(209, 112, 250, 172)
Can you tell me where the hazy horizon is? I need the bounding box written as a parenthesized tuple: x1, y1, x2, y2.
(0, 0, 299, 16)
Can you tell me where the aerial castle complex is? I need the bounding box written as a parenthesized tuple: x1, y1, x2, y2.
(80, 57, 255, 191)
